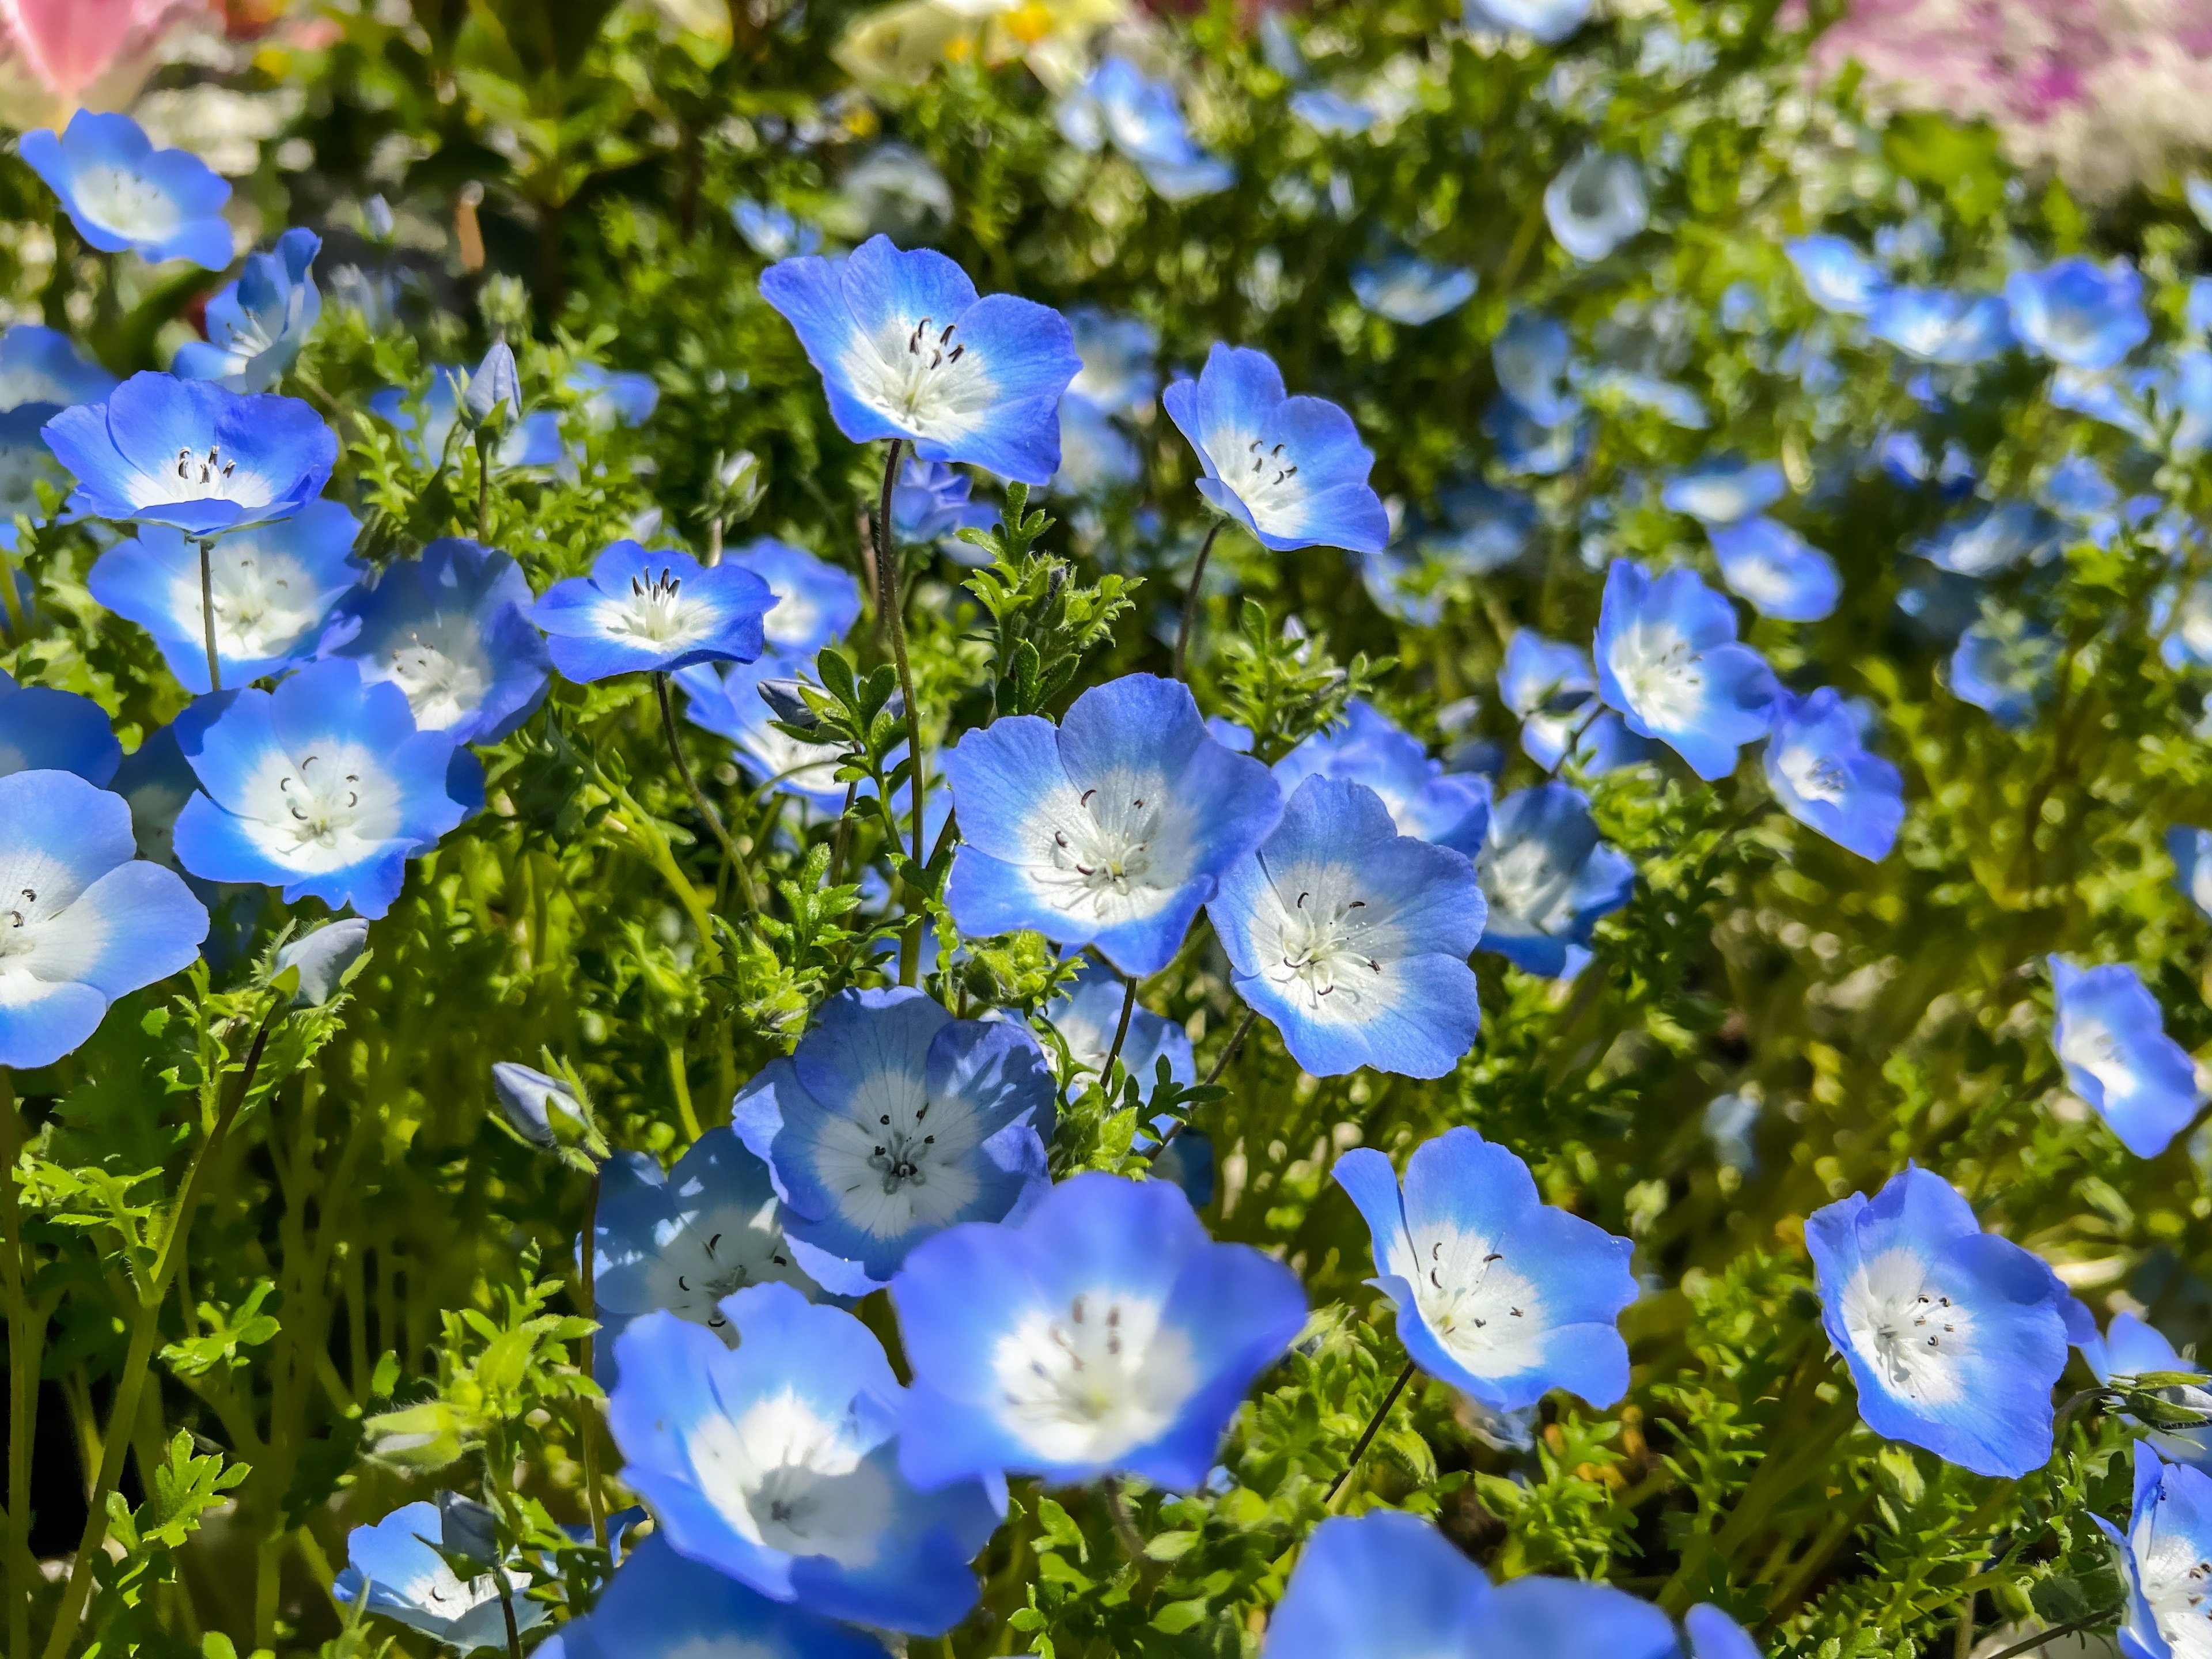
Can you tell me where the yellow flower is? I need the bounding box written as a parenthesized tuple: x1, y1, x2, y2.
(834, 0, 1126, 94)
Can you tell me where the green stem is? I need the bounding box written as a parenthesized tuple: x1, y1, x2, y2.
(1144, 1007, 1257, 1164)
(475, 429, 493, 544)
(874, 438, 927, 873)
(1325, 1359, 1416, 1505)
(198, 537, 221, 694)
(1100, 975, 1139, 1089)
(653, 671, 760, 912)
(0, 537, 25, 644)
(1172, 521, 1224, 680)
(1, 1071, 42, 1659)
(577, 1169, 607, 1550)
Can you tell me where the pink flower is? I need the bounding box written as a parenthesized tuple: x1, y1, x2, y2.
(0, 0, 211, 109)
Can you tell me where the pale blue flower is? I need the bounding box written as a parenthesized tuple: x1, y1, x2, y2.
(1950, 614, 2057, 730)
(568, 362, 660, 429)
(1708, 518, 1840, 622)
(1464, 0, 1592, 43)
(1544, 152, 1646, 263)
(1866, 289, 2014, 365)
(536, 1533, 891, 1659)
(174, 229, 323, 391)
(1058, 58, 1236, 202)
(1584, 366, 1709, 429)
(0, 667, 121, 784)
(732, 199, 822, 261)
(1662, 457, 1786, 526)
(2084, 1313, 2212, 1471)
(2097, 1441, 2212, 1659)
(366, 370, 563, 470)
(1054, 393, 1142, 497)
(1492, 313, 1578, 425)
(22, 111, 232, 269)
(1418, 480, 1536, 574)
(1786, 236, 1885, 316)
(1289, 89, 1376, 135)
(1066, 306, 1158, 412)
(889, 456, 997, 544)
(1912, 501, 2059, 578)
(677, 657, 853, 813)
(1765, 689, 1904, 861)
(0, 324, 117, 412)
(1593, 560, 1778, 781)
(1352, 255, 1477, 325)
(1498, 631, 1656, 774)
(1485, 397, 1586, 475)
(1272, 700, 1490, 855)
(531, 542, 774, 682)
(721, 536, 862, 661)
(1475, 783, 1634, 978)
(2050, 956, 2200, 1159)
(332, 1499, 548, 1651)
(1045, 960, 1194, 1102)
(2169, 827, 2212, 922)
(2006, 257, 2150, 372)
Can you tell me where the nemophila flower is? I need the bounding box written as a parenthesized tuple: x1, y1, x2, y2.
(1806, 1164, 2071, 1477)
(1584, 365, 1710, 430)
(1055, 393, 1143, 497)
(89, 499, 363, 694)
(1045, 959, 1195, 1101)
(331, 1499, 548, 1651)
(2006, 257, 2150, 371)
(531, 542, 773, 683)
(2171, 827, 2212, 921)
(536, 1532, 892, 1659)
(942, 673, 1280, 975)
(173, 228, 322, 392)
(0, 668, 121, 784)
(1707, 518, 1841, 622)
(567, 362, 658, 429)
(490, 1062, 605, 1166)
(322, 537, 551, 744)
(1418, 479, 1536, 574)
(1262, 1510, 1494, 1659)
(1289, 89, 1376, 135)
(0, 324, 115, 413)
(1880, 430, 1977, 497)
(1764, 689, 1906, 861)
(1056, 57, 1235, 202)
(889, 455, 997, 546)
(366, 372, 563, 471)
(1544, 151, 1646, 263)
(2100, 1441, 2212, 1659)
(1787, 234, 1885, 316)
(760, 234, 1081, 486)
(609, 1282, 1000, 1634)
(1463, 0, 1590, 39)
(1272, 700, 1491, 856)
(677, 658, 853, 814)
(1498, 631, 1655, 774)
(2086, 1313, 2212, 1471)
(1209, 775, 1486, 1079)
(21, 111, 232, 270)
(170, 658, 479, 918)
(1950, 614, 2058, 730)
(732, 199, 822, 261)
(719, 537, 863, 661)
(0, 769, 208, 1070)
(1067, 305, 1159, 413)
(1475, 783, 1635, 979)
(732, 987, 1057, 1291)
(1335, 1127, 1636, 1410)
(1705, 1092, 1761, 1172)
(594, 1129, 819, 1387)
(891, 1171, 1306, 1490)
(2048, 956, 2200, 1159)
(1662, 457, 1786, 525)
(1485, 396, 1585, 475)
(275, 917, 369, 1007)
(1865, 289, 2014, 365)
(1493, 312, 1578, 425)
(44, 373, 338, 537)
(1912, 501, 2059, 578)
(1594, 560, 1778, 782)
(1161, 343, 1389, 554)
(1352, 254, 1478, 325)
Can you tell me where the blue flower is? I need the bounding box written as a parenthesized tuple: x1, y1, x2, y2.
(1463, 0, 1591, 42)
(889, 456, 998, 544)
(1272, 700, 1491, 855)
(2049, 956, 2200, 1159)
(2084, 1313, 2212, 1471)
(1067, 305, 1160, 413)
(677, 658, 854, 814)
(1662, 457, 1786, 526)
(1289, 89, 1376, 135)
(1950, 613, 2057, 730)
(1486, 397, 1586, 476)
(531, 542, 774, 683)
(1057, 58, 1236, 202)
(593, 1130, 819, 1387)
(171, 658, 480, 918)
(367, 371, 563, 470)
(731, 199, 822, 261)
(1352, 255, 1478, 325)
(89, 499, 363, 695)
(1045, 960, 1194, 1102)
(1707, 519, 1840, 622)
(0, 325, 114, 416)
(718, 537, 863, 661)
(321, 537, 551, 744)
(0, 770, 208, 1070)
(890, 1171, 1307, 1490)
(2006, 257, 2150, 371)
(1498, 631, 1656, 774)
(608, 1282, 999, 1634)
(2099, 1441, 2212, 1659)
(1054, 394, 1143, 497)
(1593, 560, 1778, 781)
(173, 229, 322, 392)
(1865, 289, 2014, 365)
(1806, 1164, 2071, 1477)
(1209, 775, 1486, 1079)
(44, 373, 338, 537)
(1492, 313, 1578, 425)
(1764, 689, 1905, 861)
(1335, 1127, 1635, 1410)
(1418, 480, 1536, 575)
(1912, 501, 2060, 577)
(1544, 151, 1647, 263)
(332, 1499, 548, 1651)
(1582, 366, 1710, 430)
(732, 987, 1056, 1291)
(567, 362, 659, 429)
(0, 668, 121, 784)
(1162, 343, 1389, 554)
(1879, 431, 1976, 497)
(942, 673, 1281, 975)
(1786, 235, 1885, 316)
(21, 112, 232, 270)
(760, 235, 1081, 486)
(536, 1532, 892, 1659)
(1475, 783, 1635, 979)
(2171, 827, 2212, 921)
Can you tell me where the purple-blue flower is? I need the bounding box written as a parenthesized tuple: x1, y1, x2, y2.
(0, 668, 121, 785)
(1593, 560, 1778, 781)
(1764, 689, 1905, 861)
(173, 228, 323, 392)
(2006, 257, 2150, 372)
(21, 112, 232, 270)
(531, 541, 774, 682)
(1476, 783, 1635, 978)
(1272, 700, 1490, 855)
(1707, 518, 1840, 622)
(2049, 956, 2200, 1159)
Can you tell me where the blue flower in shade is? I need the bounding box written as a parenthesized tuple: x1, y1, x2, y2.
(677, 658, 853, 814)
(531, 542, 773, 683)
(1866, 289, 2014, 365)
(44, 373, 338, 538)
(1707, 519, 1840, 622)
(889, 456, 997, 544)
(1544, 151, 1647, 263)
(1418, 480, 1536, 575)
(890, 1171, 1307, 1490)
(2049, 956, 2200, 1158)
(1786, 235, 1885, 316)
(1476, 783, 1635, 979)
(1486, 397, 1586, 476)
(21, 112, 232, 270)
(321, 537, 551, 744)
(1054, 395, 1143, 497)
(1272, 700, 1491, 855)
(593, 1130, 819, 1388)
(2085, 1313, 2212, 1471)
(0, 668, 121, 784)
(331, 1499, 549, 1651)
(171, 658, 480, 918)
(1208, 775, 1486, 1079)
(722, 536, 863, 661)
(732, 987, 1056, 1292)
(1045, 960, 1194, 1101)
(1335, 1127, 1636, 1410)
(88, 499, 363, 695)
(2099, 1442, 2212, 1659)
(1662, 457, 1786, 526)
(1067, 306, 1159, 413)
(1289, 89, 1376, 135)
(1498, 631, 1656, 774)
(2006, 257, 2150, 371)
(760, 235, 1081, 486)
(173, 229, 322, 392)
(567, 362, 659, 429)
(2171, 827, 2212, 921)
(367, 372, 563, 471)
(942, 674, 1281, 975)
(1594, 560, 1779, 781)
(1058, 58, 1235, 202)
(1764, 689, 1906, 861)
(1162, 343, 1389, 554)
(609, 1282, 999, 1634)
(1950, 615, 2057, 730)
(1493, 313, 1578, 425)
(536, 1533, 891, 1659)
(1806, 1164, 2071, 1477)
(1585, 366, 1710, 429)
(1352, 255, 1478, 325)
(1912, 501, 2059, 577)
(0, 770, 208, 1070)
(732, 199, 822, 261)
(0, 324, 116, 413)
(1880, 431, 1977, 496)
(1463, 0, 1590, 38)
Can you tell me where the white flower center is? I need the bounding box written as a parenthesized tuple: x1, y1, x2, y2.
(166, 544, 325, 659)
(139, 445, 278, 511)
(1836, 1247, 1971, 1405)
(845, 313, 995, 440)
(613, 566, 714, 647)
(1042, 783, 1168, 915)
(369, 617, 491, 732)
(1265, 884, 1384, 1010)
(71, 165, 184, 242)
(1481, 836, 1571, 929)
(688, 1393, 887, 1567)
(656, 1202, 801, 1337)
(1408, 1226, 1546, 1376)
(765, 588, 823, 653)
(238, 743, 406, 874)
(990, 1291, 1195, 1464)
(2058, 1016, 2133, 1101)
(802, 1068, 986, 1243)
(1611, 622, 1704, 730)
(2140, 1529, 2212, 1659)
(1778, 743, 1847, 806)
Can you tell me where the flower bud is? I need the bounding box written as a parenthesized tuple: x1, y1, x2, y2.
(756, 677, 821, 732)
(272, 918, 371, 1007)
(490, 1061, 604, 1163)
(462, 341, 521, 431)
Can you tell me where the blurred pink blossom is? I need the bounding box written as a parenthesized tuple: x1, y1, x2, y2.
(0, 0, 211, 123)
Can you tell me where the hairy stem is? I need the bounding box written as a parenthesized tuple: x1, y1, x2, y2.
(654, 670, 760, 912)
(1100, 975, 1139, 1088)
(875, 439, 927, 874)
(198, 537, 222, 694)
(1172, 521, 1225, 680)
(1325, 1359, 1416, 1505)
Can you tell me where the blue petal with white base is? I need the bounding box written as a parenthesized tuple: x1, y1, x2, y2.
(2084, 1313, 2212, 1472)
(1208, 775, 1487, 1080)
(2170, 827, 2212, 922)
(732, 200, 821, 261)
(21, 112, 232, 270)
(1289, 89, 1376, 135)
(890, 1172, 1308, 1491)
(173, 229, 322, 392)
(1045, 960, 1194, 1104)
(1162, 343, 1388, 554)
(2049, 956, 2200, 1160)
(367, 370, 563, 471)
(1866, 289, 2014, 365)
(1260, 1510, 1495, 1659)
(0, 669, 120, 785)
(1498, 631, 1657, 775)
(531, 541, 774, 681)
(0, 325, 115, 418)
(1950, 616, 2057, 730)
(890, 456, 997, 544)
(1493, 313, 1578, 425)
(1806, 1164, 2070, 1478)
(1544, 151, 1646, 262)
(1594, 560, 1778, 781)
(1764, 688, 1904, 861)
(1476, 783, 1635, 979)
(678, 657, 854, 815)
(723, 537, 862, 660)
(1662, 457, 1786, 526)
(331, 1500, 548, 1652)
(1066, 306, 1158, 412)
(1787, 235, 1885, 316)
(1335, 1127, 1637, 1411)
(1352, 255, 1478, 325)
(1912, 501, 2059, 578)
(1057, 58, 1236, 202)
(2006, 257, 2150, 372)
(567, 362, 660, 429)
(942, 673, 1282, 975)
(1707, 518, 1840, 622)
(1463, 0, 1590, 39)
(2099, 1441, 2212, 1659)
(1272, 700, 1491, 855)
